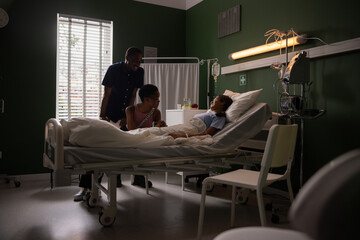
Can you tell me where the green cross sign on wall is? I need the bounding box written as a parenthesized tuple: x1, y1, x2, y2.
(239, 74, 247, 86)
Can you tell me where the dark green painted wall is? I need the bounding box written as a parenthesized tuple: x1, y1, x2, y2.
(186, 0, 360, 181)
(0, 0, 186, 174)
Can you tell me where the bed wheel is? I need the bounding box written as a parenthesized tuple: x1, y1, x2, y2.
(236, 188, 249, 205)
(206, 183, 214, 192)
(99, 208, 116, 227)
(86, 195, 97, 208)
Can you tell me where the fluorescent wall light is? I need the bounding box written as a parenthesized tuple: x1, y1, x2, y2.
(229, 34, 307, 60)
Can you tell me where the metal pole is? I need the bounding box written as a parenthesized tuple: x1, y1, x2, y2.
(207, 59, 210, 109)
(199, 58, 218, 109)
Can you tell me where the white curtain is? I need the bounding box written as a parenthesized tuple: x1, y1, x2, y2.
(140, 63, 199, 120)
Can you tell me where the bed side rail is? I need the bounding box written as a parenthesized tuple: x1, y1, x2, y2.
(43, 118, 64, 171)
(73, 151, 258, 171)
(238, 112, 280, 152)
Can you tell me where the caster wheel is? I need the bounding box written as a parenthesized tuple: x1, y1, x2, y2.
(237, 195, 248, 205)
(236, 188, 249, 205)
(99, 210, 116, 227)
(271, 214, 280, 224)
(86, 196, 98, 208)
(206, 183, 214, 192)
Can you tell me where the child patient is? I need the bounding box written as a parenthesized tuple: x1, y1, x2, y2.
(169, 94, 232, 139)
(126, 84, 167, 188)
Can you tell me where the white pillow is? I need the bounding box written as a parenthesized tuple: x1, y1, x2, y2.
(224, 89, 241, 98)
(225, 89, 263, 122)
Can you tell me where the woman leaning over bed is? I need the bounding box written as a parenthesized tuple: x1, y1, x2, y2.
(169, 94, 233, 139)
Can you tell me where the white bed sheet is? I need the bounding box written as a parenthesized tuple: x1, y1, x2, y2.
(62, 103, 271, 165)
(61, 117, 209, 148)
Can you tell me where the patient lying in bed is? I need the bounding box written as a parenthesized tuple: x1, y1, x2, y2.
(60, 95, 232, 149)
(60, 89, 267, 149)
(169, 94, 232, 139)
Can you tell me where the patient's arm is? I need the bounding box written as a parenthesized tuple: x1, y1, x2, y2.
(203, 126, 218, 136)
(169, 126, 218, 139)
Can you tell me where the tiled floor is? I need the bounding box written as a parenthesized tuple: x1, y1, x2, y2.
(0, 173, 291, 240)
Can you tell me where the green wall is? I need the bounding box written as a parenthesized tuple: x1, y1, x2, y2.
(186, 0, 360, 182)
(0, 0, 186, 174)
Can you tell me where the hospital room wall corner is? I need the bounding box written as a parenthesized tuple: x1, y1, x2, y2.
(186, 0, 360, 183)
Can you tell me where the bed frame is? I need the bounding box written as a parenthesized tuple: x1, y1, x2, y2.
(43, 103, 272, 226)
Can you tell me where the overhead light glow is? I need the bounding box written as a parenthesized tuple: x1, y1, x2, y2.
(229, 34, 307, 60)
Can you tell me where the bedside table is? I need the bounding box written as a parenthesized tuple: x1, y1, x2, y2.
(165, 108, 208, 190)
(166, 109, 207, 126)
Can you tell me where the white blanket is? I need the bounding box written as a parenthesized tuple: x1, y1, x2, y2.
(60, 117, 211, 148)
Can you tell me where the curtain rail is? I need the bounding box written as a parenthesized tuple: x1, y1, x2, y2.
(142, 57, 200, 63)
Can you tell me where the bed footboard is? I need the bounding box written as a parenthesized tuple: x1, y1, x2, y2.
(43, 118, 71, 186)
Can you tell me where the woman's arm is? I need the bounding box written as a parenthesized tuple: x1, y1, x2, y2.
(169, 126, 219, 139)
(125, 106, 136, 130)
(153, 109, 167, 127)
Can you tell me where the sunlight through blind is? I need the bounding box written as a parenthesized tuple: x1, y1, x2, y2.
(56, 14, 112, 119)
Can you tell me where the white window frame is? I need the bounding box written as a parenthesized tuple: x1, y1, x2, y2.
(56, 13, 113, 119)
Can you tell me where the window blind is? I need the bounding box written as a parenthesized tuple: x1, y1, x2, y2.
(56, 14, 113, 119)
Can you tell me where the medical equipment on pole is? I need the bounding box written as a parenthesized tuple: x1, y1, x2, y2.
(200, 58, 220, 108)
(280, 51, 310, 116)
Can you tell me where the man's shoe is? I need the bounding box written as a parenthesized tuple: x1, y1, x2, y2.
(117, 174, 122, 188)
(73, 188, 88, 201)
(131, 175, 152, 188)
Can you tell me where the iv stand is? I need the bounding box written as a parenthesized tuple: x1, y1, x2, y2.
(283, 33, 305, 188)
(200, 58, 218, 109)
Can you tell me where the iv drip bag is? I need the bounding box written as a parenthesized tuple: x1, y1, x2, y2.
(212, 62, 220, 82)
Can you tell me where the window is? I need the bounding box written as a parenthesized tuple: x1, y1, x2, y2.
(56, 14, 112, 119)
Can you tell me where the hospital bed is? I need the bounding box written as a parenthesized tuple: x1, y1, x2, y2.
(43, 103, 271, 226)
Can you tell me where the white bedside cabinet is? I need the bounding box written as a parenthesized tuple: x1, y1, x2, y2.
(166, 108, 207, 126)
(165, 108, 208, 190)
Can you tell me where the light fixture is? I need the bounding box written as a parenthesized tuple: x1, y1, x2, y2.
(229, 34, 307, 60)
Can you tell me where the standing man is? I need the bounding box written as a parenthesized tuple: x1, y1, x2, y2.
(100, 47, 144, 130)
(100, 46, 152, 188)
(74, 47, 146, 202)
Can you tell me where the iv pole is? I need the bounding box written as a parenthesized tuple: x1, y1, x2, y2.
(200, 58, 219, 109)
(283, 32, 305, 188)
